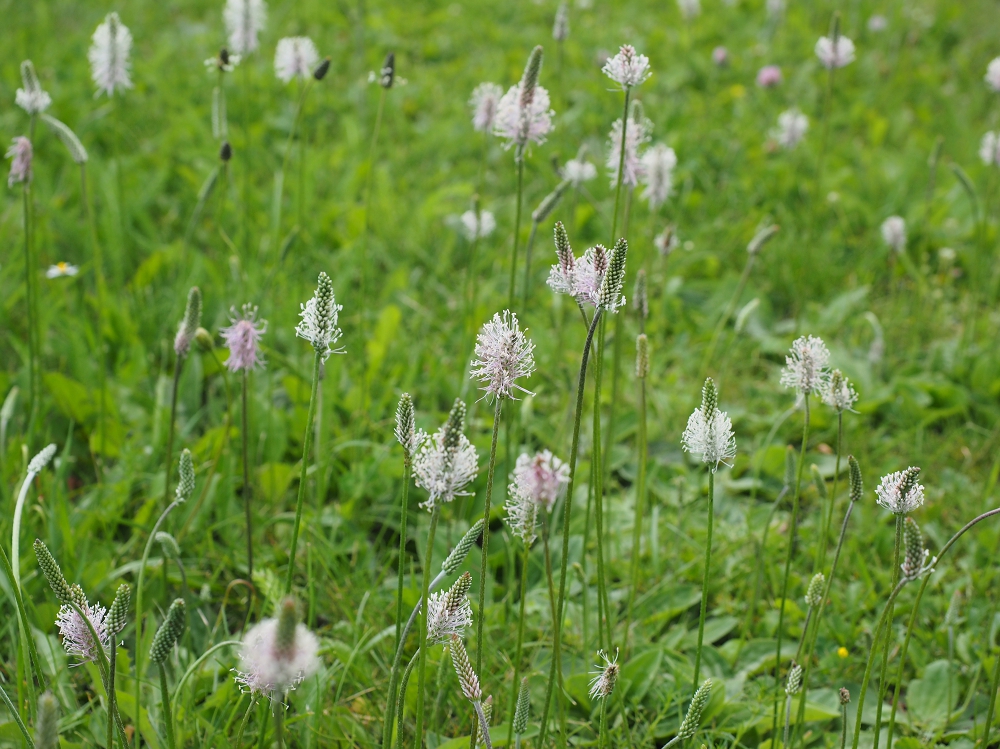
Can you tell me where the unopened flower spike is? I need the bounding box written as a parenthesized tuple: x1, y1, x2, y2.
(598, 238, 628, 312)
(296, 271, 344, 362)
(900, 517, 930, 580)
(805, 573, 825, 608)
(16, 60, 51, 115)
(636, 334, 649, 379)
(675, 679, 712, 741)
(174, 287, 203, 358)
(108, 583, 131, 635)
(848, 456, 863, 503)
(313, 57, 331, 81)
(513, 677, 531, 736)
(552, 2, 569, 42)
(220, 141, 233, 161)
(221, 303, 267, 372)
(785, 662, 803, 695)
(450, 634, 481, 701)
(34, 539, 74, 604)
(546, 221, 576, 295)
(681, 378, 737, 472)
(176, 449, 195, 502)
(442, 519, 485, 574)
(89, 12, 133, 97)
(149, 599, 186, 664)
(395, 393, 419, 466)
(588, 648, 620, 700)
(634, 269, 648, 321)
(35, 692, 60, 749)
(471, 311, 536, 402)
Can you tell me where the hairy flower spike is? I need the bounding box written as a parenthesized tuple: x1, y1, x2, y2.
(450, 635, 481, 701)
(34, 539, 74, 603)
(839, 687, 851, 705)
(588, 649, 619, 700)
(901, 517, 929, 580)
(602, 44, 652, 89)
(395, 393, 417, 466)
(513, 677, 530, 735)
(28, 444, 57, 475)
(785, 662, 803, 695)
(108, 583, 131, 634)
(780, 335, 831, 396)
(224, 0, 267, 55)
(174, 287, 203, 358)
(641, 143, 677, 210)
(221, 304, 267, 372)
(296, 272, 343, 362)
(881, 216, 906, 254)
(16, 60, 51, 115)
(772, 109, 808, 149)
(519, 46, 544, 110)
(598, 238, 628, 312)
(470, 83, 504, 133)
(56, 596, 110, 663)
(414, 401, 478, 510)
(875, 467, 924, 514)
(823, 369, 858, 412)
(35, 691, 60, 749)
(805, 573, 825, 608)
(234, 598, 320, 696)
(682, 378, 737, 472)
(607, 115, 652, 189)
(471, 311, 536, 401)
(89, 13, 133, 97)
(552, 2, 569, 41)
(815, 34, 856, 69)
(636, 334, 649, 379)
(505, 479, 539, 545)
(634, 269, 648, 321)
(677, 679, 712, 739)
(175, 449, 195, 501)
(6, 137, 33, 187)
(427, 572, 473, 644)
(848, 456, 863, 503)
(149, 599, 186, 664)
(442, 520, 485, 574)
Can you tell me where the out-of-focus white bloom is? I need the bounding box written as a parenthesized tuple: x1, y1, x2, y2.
(6, 137, 32, 187)
(607, 115, 653, 189)
(460, 209, 496, 241)
(822, 369, 858, 413)
(89, 12, 133, 97)
(875, 467, 925, 515)
(274, 37, 319, 84)
(493, 83, 554, 152)
(221, 304, 267, 372)
(563, 157, 597, 187)
(815, 35, 856, 69)
(589, 649, 620, 700)
(712, 46, 728, 66)
(512, 450, 569, 512)
(56, 598, 110, 663)
(505, 481, 540, 545)
(881, 216, 906, 253)
(295, 272, 343, 362)
(224, 0, 267, 56)
(766, 0, 785, 15)
(655, 227, 679, 257)
(772, 109, 808, 149)
(571, 245, 609, 307)
(552, 1, 569, 41)
(780, 336, 831, 396)
(602, 44, 652, 90)
(980, 131, 1000, 166)
(470, 83, 504, 133)
(756, 65, 782, 88)
(234, 615, 320, 695)
(15, 61, 51, 115)
(676, 0, 700, 19)
(470, 310, 535, 402)
(867, 14, 888, 32)
(46, 262, 79, 279)
(413, 422, 478, 510)
(205, 49, 241, 73)
(640, 143, 677, 210)
(681, 384, 736, 472)
(986, 58, 1000, 92)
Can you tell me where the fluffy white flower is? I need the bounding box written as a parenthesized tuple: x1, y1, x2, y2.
(986, 57, 1000, 93)
(426, 577, 473, 644)
(602, 44, 651, 89)
(980, 131, 1000, 166)
(772, 109, 808, 149)
(493, 83, 554, 152)
(274, 37, 319, 84)
(470, 82, 504, 133)
(607, 115, 653, 189)
(640, 143, 677, 210)
(295, 272, 343, 362)
(505, 481, 540, 545)
(413, 426, 478, 510)
(867, 14, 888, 32)
(15, 61, 51, 115)
(56, 600, 110, 663)
(45, 262, 79, 279)
(681, 402, 736, 472)
(881, 216, 906, 253)
(89, 12, 133, 97)
(875, 468, 925, 515)
(779, 336, 831, 396)
(562, 157, 597, 187)
(224, 0, 267, 56)
(234, 617, 320, 695)
(470, 310, 535, 402)
(460, 209, 496, 241)
(512, 450, 569, 512)
(815, 35, 855, 70)
(588, 649, 620, 700)
(571, 245, 609, 307)
(6, 137, 32, 188)
(676, 0, 700, 19)
(822, 370, 858, 413)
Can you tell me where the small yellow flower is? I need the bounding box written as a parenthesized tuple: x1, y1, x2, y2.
(729, 84, 746, 100)
(837, 646, 849, 658)
(46, 262, 79, 279)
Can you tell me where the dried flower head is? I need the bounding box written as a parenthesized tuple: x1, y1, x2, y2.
(677, 679, 712, 739)
(772, 109, 808, 149)
(224, 0, 267, 55)
(427, 572, 473, 644)
(16, 60, 51, 115)
(785, 662, 803, 695)
(221, 304, 267, 372)
(274, 37, 319, 84)
(780, 335, 831, 396)
(450, 635, 481, 701)
(839, 687, 851, 705)
(471, 311, 536, 402)
(979, 131, 1000, 166)
(413, 400, 478, 510)
(174, 286, 203, 358)
(235, 597, 320, 696)
(589, 649, 620, 700)
(607, 114, 653, 189)
(89, 13, 133, 97)
(986, 57, 1000, 93)
(900, 517, 929, 580)
(6, 137, 33, 188)
(602, 44, 651, 89)
(562, 156, 597, 187)
(756, 65, 782, 88)
(552, 1, 569, 41)
(296, 272, 343, 362)
(875, 467, 924, 515)
(460, 209, 497, 241)
(823, 369, 858, 412)
(815, 35, 856, 69)
(881, 216, 906, 253)
(470, 83, 504, 133)
(681, 378, 736, 472)
(149, 598, 186, 664)
(641, 143, 677, 209)
(56, 596, 110, 664)
(805, 573, 825, 608)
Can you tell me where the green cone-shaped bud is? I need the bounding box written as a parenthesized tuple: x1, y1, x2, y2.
(519, 46, 544, 109)
(700, 378, 718, 417)
(804, 573, 825, 608)
(634, 268, 648, 321)
(442, 520, 484, 574)
(848, 455, 863, 503)
(785, 662, 803, 695)
(313, 57, 331, 81)
(35, 691, 60, 749)
(513, 677, 530, 735)
(531, 181, 567, 224)
(276, 596, 299, 653)
(677, 679, 712, 739)
(176, 448, 195, 502)
(635, 334, 649, 379)
(395, 393, 416, 467)
(108, 583, 131, 634)
(901, 517, 927, 580)
(443, 399, 467, 452)
(598, 237, 628, 311)
(33, 539, 73, 604)
(156, 532, 181, 559)
(444, 571, 473, 612)
(149, 599, 186, 664)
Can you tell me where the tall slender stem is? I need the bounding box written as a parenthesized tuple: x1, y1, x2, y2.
(395, 464, 412, 653)
(22, 184, 37, 444)
(272, 695, 285, 749)
(521, 220, 540, 310)
(163, 361, 184, 508)
(983, 639, 1000, 749)
(508, 159, 525, 308)
(610, 89, 631, 242)
(539, 310, 601, 748)
(771, 395, 810, 741)
(506, 540, 531, 743)
(396, 650, 420, 749)
(872, 516, 903, 749)
(413, 507, 440, 749)
(693, 470, 714, 690)
(625, 376, 647, 650)
(242, 370, 254, 579)
(598, 696, 609, 749)
(273, 80, 312, 251)
(284, 351, 322, 595)
(107, 645, 117, 749)
(593, 320, 611, 648)
(159, 665, 176, 749)
(360, 86, 388, 415)
(81, 164, 108, 460)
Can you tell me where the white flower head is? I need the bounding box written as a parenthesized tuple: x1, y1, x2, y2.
(881, 216, 906, 253)
(815, 35, 855, 69)
(6, 137, 33, 188)
(56, 598, 110, 664)
(822, 369, 858, 413)
(980, 131, 1000, 166)
(767, 0, 785, 16)
(986, 57, 1000, 93)
(274, 37, 319, 84)
(89, 12, 133, 97)
(602, 44, 651, 90)
(547, 221, 576, 295)
(505, 481, 540, 545)
(875, 467, 925, 515)
(571, 244, 609, 307)
(562, 157, 597, 187)
(676, 0, 701, 19)
(234, 614, 320, 696)
(589, 649, 620, 700)
(867, 14, 888, 32)
(772, 109, 808, 149)
(460, 209, 496, 241)
(493, 83, 554, 153)
(607, 114, 653, 189)
(780, 335, 831, 395)
(45, 258, 80, 277)
(470, 82, 504, 133)
(28, 444, 58, 475)
(413, 400, 478, 511)
(681, 378, 736, 472)
(640, 143, 677, 210)
(224, 0, 267, 56)
(295, 272, 343, 362)
(654, 227, 679, 257)
(426, 573, 473, 644)
(470, 310, 535, 402)
(15, 60, 52, 115)
(512, 450, 569, 512)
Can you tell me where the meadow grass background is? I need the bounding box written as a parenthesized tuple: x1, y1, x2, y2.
(2, 0, 1000, 745)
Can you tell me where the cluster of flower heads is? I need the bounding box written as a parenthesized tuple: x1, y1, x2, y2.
(875, 466, 925, 515)
(470, 310, 536, 402)
(547, 224, 628, 313)
(505, 450, 570, 544)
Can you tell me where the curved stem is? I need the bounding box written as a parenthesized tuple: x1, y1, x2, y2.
(539, 310, 602, 748)
(0, 681, 33, 749)
(508, 159, 525, 308)
(473, 700, 494, 749)
(284, 350, 322, 595)
(693, 470, 714, 690)
(413, 506, 440, 749)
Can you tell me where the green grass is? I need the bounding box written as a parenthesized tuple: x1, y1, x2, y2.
(2, 0, 1000, 746)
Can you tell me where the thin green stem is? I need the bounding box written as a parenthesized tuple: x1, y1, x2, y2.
(610, 88, 631, 242)
(284, 351, 322, 595)
(598, 696, 609, 749)
(508, 159, 525, 308)
(396, 649, 420, 749)
(822, 413, 844, 569)
(0, 681, 33, 749)
(983, 638, 1000, 748)
(693, 470, 715, 690)
(625, 377, 647, 650)
(22, 184, 37, 444)
(163, 360, 184, 509)
(521, 220, 540, 310)
(506, 540, 531, 743)
(872, 516, 903, 749)
(273, 695, 285, 749)
(108, 646, 117, 749)
(395, 464, 412, 653)
(783, 693, 793, 748)
(593, 319, 611, 649)
(274, 80, 313, 249)
(242, 370, 253, 579)
(539, 310, 602, 748)
(840, 702, 848, 749)
(81, 164, 108, 459)
(235, 694, 256, 749)
(414, 506, 440, 749)
(159, 665, 176, 749)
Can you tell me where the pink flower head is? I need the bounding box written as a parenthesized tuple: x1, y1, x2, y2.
(221, 304, 267, 372)
(712, 46, 728, 67)
(571, 245, 610, 307)
(607, 115, 652, 189)
(470, 82, 503, 133)
(756, 65, 782, 88)
(6, 137, 32, 187)
(512, 450, 569, 512)
(493, 83, 554, 152)
(56, 599, 110, 664)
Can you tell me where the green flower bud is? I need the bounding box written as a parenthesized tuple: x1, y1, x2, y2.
(149, 599, 186, 664)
